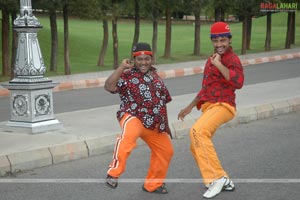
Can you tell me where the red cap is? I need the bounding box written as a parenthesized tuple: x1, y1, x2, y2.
(210, 22, 231, 38)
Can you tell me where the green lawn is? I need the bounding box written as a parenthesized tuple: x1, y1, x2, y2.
(1, 11, 300, 78)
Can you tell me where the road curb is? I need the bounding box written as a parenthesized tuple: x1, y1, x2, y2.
(0, 155, 11, 176)
(7, 148, 52, 174)
(49, 141, 89, 164)
(85, 135, 117, 157)
(1, 51, 300, 97)
(0, 96, 299, 176)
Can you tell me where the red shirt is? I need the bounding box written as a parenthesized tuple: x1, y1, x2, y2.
(115, 66, 172, 132)
(196, 47, 244, 109)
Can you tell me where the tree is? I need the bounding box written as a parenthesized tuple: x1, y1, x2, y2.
(97, 0, 110, 67)
(164, 0, 172, 58)
(284, 0, 299, 47)
(142, 0, 164, 64)
(49, 6, 58, 72)
(111, 0, 119, 69)
(63, 0, 71, 75)
(285, 11, 294, 49)
(246, 14, 252, 50)
(35, 0, 63, 73)
(290, 11, 295, 44)
(264, 12, 272, 51)
(189, 0, 206, 56)
(179, 0, 209, 56)
(214, 0, 225, 22)
(162, 0, 185, 58)
(233, 0, 260, 54)
(1, 8, 10, 76)
(150, 0, 161, 64)
(0, 0, 17, 77)
(131, 0, 140, 57)
(205, 0, 230, 22)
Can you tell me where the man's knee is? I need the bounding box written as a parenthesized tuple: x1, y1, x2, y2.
(190, 127, 213, 140)
(166, 145, 174, 160)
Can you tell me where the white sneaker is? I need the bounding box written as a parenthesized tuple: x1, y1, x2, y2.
(203, 177, 227, 199)
(205, 177, 235, 191)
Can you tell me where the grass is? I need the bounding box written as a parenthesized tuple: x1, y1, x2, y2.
(0, 11, 299, 79)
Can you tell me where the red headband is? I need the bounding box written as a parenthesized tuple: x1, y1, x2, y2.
(133, 51, 153, 57)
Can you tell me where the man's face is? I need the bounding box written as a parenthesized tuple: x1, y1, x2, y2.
(211, 36, 231, 55)
(134, 54, 152, 73)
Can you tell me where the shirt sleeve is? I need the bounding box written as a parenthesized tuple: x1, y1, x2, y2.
(227, 56, 244, 89)
(165, 88, 172, 103)
(110, 74, 126, 94)
(154, 70, 172, 104)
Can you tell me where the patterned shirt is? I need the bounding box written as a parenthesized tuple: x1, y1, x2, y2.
(196, 47, 244, 109)
(115, 66, 172, 132)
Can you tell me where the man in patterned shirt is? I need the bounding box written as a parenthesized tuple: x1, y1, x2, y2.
(178, 22, 244, 199)
(104, 42, 173, 194)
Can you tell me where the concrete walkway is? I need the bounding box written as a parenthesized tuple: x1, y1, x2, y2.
(0, 48, 300, 176)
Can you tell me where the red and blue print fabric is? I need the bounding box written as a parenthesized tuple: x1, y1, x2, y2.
(115, 66, 172, 132)
(196, 47, 244, 109)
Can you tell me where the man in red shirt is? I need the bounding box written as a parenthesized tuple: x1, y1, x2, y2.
(105, 42, 173, 194)
(178, 22, 244, 198)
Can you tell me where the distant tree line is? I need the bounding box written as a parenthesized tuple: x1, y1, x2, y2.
(1, 0, 299, 78)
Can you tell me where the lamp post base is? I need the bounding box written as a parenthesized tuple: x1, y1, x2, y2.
(2, 81, 62, 134)
(5, 119, 63, 134)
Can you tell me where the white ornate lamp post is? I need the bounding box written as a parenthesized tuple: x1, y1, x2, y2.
(2, 0, 62, 134)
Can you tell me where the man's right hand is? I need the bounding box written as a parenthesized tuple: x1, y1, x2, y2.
(105, 59, 133, 92)
(119, 59, 134, 71)
(177, 107, 192, 121)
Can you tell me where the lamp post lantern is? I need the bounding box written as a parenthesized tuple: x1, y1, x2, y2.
(2, 0, 62, 134)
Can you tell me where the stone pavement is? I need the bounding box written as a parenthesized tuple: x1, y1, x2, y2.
(0, 48, 300, 176)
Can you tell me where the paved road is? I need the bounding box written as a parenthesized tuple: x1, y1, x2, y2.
(0, 111, 299, 200)
(0, 58, 299, 122)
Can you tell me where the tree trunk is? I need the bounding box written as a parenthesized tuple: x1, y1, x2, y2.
(63, 3, 71, 75)
(2, 9, 10, 76)
(131, 0, 140, 58)
(285, 12, 293, 49)
(98, 18, 109, 67)
(49, 10, 58, 72)
(112, 18, 119, 69)
(264, 12, 271, 51)
(214, 7, 221, 22)
(151, 0, 159, 64)
(220, 7, 225, 22)
(11, 11, 18, 79)
(193, 11, 201, 56)
(241, 16, 247, 55)
(164, 4, 171, 58)
(152, 19, 158, 64)
(291, 12, 295, 44)
(112, 0, 119, 69)
(246, 15, 252, 50)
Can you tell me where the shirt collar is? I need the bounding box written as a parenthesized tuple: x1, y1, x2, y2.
(132, 66, 157, 74)
(221, 46, 233, 58)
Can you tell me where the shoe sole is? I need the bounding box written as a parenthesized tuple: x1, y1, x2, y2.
(206, 183, 235, 191)
(142, 184, 168, 194)
(106, 181, 118, 189)
(223, 186, 235, 191)
(106, 175, 118, 189)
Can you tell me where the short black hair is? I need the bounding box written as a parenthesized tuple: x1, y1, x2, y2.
(210, 35, 232, 40)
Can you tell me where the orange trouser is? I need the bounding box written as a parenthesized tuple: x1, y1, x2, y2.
(190, 102, 235, 185)
(107, 113, 174, 192)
